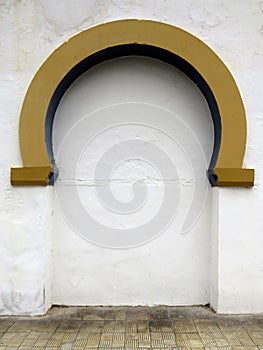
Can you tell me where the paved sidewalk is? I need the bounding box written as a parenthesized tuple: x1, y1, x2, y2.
(0, 306, 262, 349)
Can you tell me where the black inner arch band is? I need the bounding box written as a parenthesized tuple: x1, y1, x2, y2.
(45, 44, 221, 186)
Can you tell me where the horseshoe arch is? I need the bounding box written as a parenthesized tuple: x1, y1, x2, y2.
(10, 19, 254, 186)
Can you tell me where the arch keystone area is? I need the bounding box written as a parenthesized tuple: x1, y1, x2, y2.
(10, 19, 254, 187)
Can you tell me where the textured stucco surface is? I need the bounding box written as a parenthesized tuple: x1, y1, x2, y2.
(0, 0, 263, 314)
(51, 56, 213, 306)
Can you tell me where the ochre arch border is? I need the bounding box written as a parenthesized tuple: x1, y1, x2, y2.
(11, 19, 254, 186)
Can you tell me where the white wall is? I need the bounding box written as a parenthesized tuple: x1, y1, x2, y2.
(0, 0, 262, 314)
(52, 57, 213, 306)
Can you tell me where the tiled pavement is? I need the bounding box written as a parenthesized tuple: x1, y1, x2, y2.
(0, 306, 263, 349)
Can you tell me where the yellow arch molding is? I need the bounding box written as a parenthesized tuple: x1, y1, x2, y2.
(11, 19, 254, 186)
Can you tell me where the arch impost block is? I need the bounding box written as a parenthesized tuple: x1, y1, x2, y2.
(212, 168, 254, 187)
(11, 166, 53, 186)
(10, 166, 255, 187)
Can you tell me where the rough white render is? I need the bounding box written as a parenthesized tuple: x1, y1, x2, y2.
(0, 0, 262, 314)
(52, 57, 213, 306)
